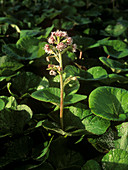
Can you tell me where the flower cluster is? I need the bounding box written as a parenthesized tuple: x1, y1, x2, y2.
(44, 44, 53, 54)
(44, 30, 77, 54)
(47, 64, 62, 76)
(44, 30, 77, 76)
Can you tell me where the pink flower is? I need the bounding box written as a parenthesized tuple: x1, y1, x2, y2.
(51, 32, 56, 36)
(72, 44, 77, 52)
(44, 44, 53, 54)
(67, 37, 73, 45)
(61, 31, 67, 37)
(55, 30, 67, 37)
(56, 42, 66, 51)
(48, 36, 55, 44)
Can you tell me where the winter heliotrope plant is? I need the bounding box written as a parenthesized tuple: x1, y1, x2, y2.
(44, 30, 77, 129)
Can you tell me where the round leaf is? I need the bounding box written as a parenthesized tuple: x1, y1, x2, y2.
(65, 104, 110, 135)
(115, 122, 128, 151)
(89, 86, 128, 121)
(102, 149, 128, 170)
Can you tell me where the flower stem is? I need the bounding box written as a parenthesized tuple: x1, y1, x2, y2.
(59, 52, 64, 129)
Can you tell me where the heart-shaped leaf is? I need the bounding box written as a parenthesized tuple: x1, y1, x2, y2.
(89, 86, 128, 121)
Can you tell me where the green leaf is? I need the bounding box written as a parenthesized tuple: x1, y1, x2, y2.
(0, 136, 31, 168)
(20, 29, 41, 38)
(64, 94, 87, 105)
(73, 36, 96, 51)
(0, 108, 32, 136)
(105, 23, 127, 37)
(74, 0, 86, 7)
(65, 103, 110, 135)
(61, 20, 74, 30)
(11, 72, 43, 96)
(115, 122, 128, 151)
(99, 57, 128, 73)
(103, 46, 128, 59)
(101, 74, 128, 84)
(102, 149, 128, 170)
(16, 36, 39, 56)
(100, 40, 127, 50)
(0, 55, 24, 77)
(53, 74, 80, 95)
(86, 66, 108, 80)
(64, 65, 108, 81)
(100, 40, 128, 59)
(36, 136, 53, 161)
(31, 87, 61, 105)
(44, 24, 54, 38)
(48, 137, 84, 169)
(88, 128, 115, 153)
(0, 16, 20, 25)
(82, 160, 101, 170)
(0, 96, 17, 109)
(16, 36, 39, 50)
(64, 78, 80, 95)
(31, 87, 86, 106)
(3, 36, 42, 60)
(42, 120, 73, 136)
(0, 99, 5, 111)
(36, 76, 49, 90)
(2, 44, 24, 60)
(82, 110, 110, 135)
(89, 86, 128, 121)
(17, 104, 33, 118)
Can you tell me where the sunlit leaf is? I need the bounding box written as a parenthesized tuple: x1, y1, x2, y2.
(89, 86, 128, 121)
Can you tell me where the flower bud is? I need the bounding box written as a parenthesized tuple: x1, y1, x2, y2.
(49, 70, 56, 76)
(72, 44, 77, 52)
(46, 56, 50, 62)
(67, 37, 73, 45)
(72, 76, 77, 81)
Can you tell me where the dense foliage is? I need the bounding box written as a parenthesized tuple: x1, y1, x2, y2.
(1, 0, 128, 169)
